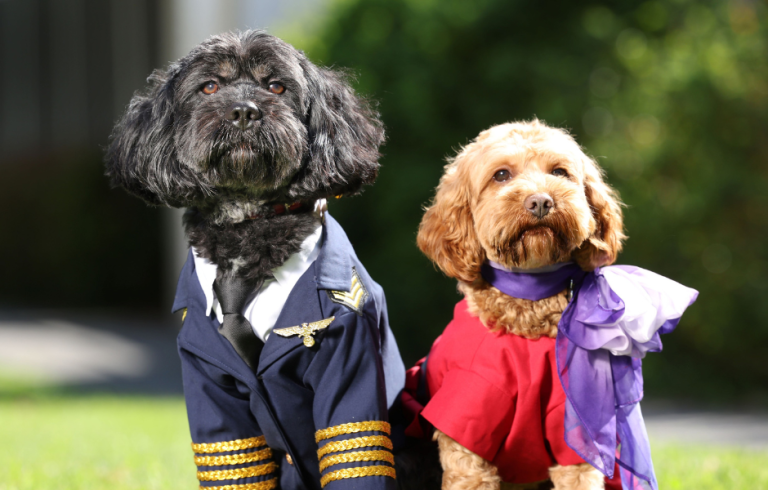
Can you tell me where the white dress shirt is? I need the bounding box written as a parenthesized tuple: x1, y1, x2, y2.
(193, 219, 324, 342)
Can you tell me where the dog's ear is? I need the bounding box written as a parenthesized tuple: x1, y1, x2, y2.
(105, 66, 208, 207)
(291, 61, 385, 198)
(573, 157, 625, 270)
(417, 156, 485, 284)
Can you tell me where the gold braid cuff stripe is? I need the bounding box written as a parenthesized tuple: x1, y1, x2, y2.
(198, 478, 278, 490)
(315, 421, 391, 443)
(192, 436, 267, 454)
(320, 465, 396, 488)
(197, 462, 278, 481)
(319, 450, 394, 472)
(194, 448, 272, 467)
(317, 435, 393, 459)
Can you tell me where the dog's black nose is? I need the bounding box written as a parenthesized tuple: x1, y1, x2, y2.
(227, 102, 262, 130)
(525, 193, 554, 219)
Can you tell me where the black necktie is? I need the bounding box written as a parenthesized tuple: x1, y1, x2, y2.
(213, 273, 264, 370)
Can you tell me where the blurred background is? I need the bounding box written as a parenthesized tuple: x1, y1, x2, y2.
(1, 0, 768, 486)
(2, 0, 766, 401)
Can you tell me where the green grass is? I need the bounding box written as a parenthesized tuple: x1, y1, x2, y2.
(0, 395, 196, 490)
(653, 443, 768, 489)
(0, 392, 766, 489)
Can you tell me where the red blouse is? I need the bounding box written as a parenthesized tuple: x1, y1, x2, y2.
(414, 300, 620, 488)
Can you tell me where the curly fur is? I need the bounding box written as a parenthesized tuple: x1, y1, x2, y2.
(460, 282, 566, 338)
(418, 119, 624, 282)
(436, 429, 576, 490)
(184, 209, 319, 283)
(435, 430, 501, 490)
(549, 465, 604, 490)
(106, 30, 384, 285)
(417, 120, 621, 490)
(107, 31, 383, 208)
(418, 119, 625, 334)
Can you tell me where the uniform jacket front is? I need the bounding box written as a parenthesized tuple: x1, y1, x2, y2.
(173, 214, 406, 490)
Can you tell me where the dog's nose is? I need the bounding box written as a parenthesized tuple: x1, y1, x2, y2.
(227, 102, 262, 130)
(524, 193, 554, 219)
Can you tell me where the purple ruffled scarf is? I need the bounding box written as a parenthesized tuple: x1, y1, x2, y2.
(481, 261, 699, 490)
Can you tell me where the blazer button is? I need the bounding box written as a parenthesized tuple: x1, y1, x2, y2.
(286, 454, 294, 465)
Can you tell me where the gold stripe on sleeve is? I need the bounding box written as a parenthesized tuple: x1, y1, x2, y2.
(194, 448, 272, 467)
(320, 465, 396, 488)
(319, 450, 394, 472)
(198, 478, 278, 490)
(317, 435, 393, 459)
(315, 421, 392, 443)
(197, 462, 278, 481)
(192, 436, 267, 454)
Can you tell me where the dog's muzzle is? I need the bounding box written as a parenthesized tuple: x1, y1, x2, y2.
(227, 101, 262, 130)
(524, 193, 554, 219)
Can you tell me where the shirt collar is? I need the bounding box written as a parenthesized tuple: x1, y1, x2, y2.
(178, 207, 358, 317)
(191, 249, 217, 318)
(192, 218, 324, 318)
(272, 223, 322, 286)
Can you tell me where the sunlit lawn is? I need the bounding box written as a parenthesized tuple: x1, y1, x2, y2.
(0, 391, 196, 490)
(0, 389, 766, 489)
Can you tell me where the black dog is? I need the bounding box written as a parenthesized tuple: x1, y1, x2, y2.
(107, 31, 382, 283)
(106, 31, 415, 490)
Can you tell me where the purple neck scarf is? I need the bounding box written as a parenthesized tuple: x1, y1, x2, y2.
(481, 261, 699, 490)
(481, 261, 585, 300)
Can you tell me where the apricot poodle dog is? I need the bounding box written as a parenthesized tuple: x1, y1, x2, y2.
(416, 120, 625, 490)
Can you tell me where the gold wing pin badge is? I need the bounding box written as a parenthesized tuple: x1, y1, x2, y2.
(273, 316, 335, 347)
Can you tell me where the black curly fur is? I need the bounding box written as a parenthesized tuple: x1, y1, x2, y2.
(105, 31, 385, 285)
(184, 209, 319, 284)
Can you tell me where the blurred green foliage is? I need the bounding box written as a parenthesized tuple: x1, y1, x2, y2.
(288, 0, 768, 401)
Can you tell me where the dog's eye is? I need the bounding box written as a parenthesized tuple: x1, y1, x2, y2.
(268, 82, 285, 95)
(493, 170, 511, 182)
(202, 82, 219, 95)
(552, 168, 569, 178)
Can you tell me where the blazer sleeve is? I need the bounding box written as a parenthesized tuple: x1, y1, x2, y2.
(179, 347, 279, 489)
(304, 310, 397, 490)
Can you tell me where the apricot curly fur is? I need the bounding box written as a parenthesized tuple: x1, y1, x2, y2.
(417, 159, 484, 284)
(418, 119, 624, 280)
(435, 430, 501, 490)
(549, 464, 604, 490)
(571, 161, 625, 271)
(459, 281, 566, 338)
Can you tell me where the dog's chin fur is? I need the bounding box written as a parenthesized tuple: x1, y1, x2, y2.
(497, 228, 576, 270)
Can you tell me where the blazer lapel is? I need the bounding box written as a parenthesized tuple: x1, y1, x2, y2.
(256, 262, 324, 375)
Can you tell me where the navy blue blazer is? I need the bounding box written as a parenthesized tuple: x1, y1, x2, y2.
(173, 214, 405, 490)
